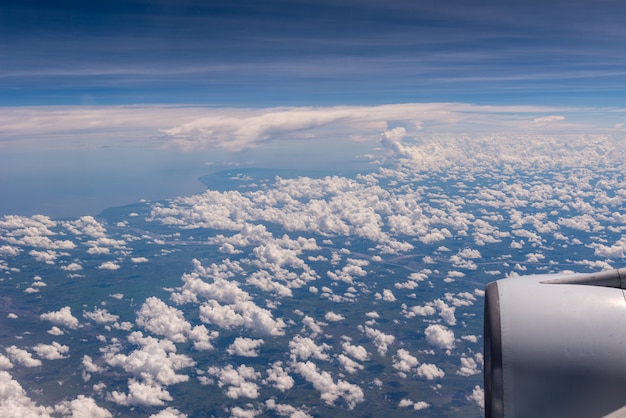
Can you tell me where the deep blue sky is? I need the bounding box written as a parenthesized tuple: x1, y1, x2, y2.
(2, 0, 626, 107)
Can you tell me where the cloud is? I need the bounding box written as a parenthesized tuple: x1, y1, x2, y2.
(171, 260, 245, 303)
(375, 289, 396, 302)
(83, 308, 120, 325)
(404, 304, 436, 318)
(163, 107, 367, 151)
(47, 326, 65, 336)
(187, 325, 219, 351)
(289, 336, 331, 361)
(393, 349, 419, 373)
(457, 355, 481, 377)
(467, 385, 485, 410)
(0, 215, 76, 250)
(103, 332, 195, 407)
(148, 141, 623, 268)
(403, 294, 456, 325)
(265, 399, 312, 418)
(97, 261, 120, 270)
(40, 306, 80, 329)
(0, 355, 13, 370)
(159, 103, 601, 152)
(341, 341, 369, 362)
(531, 115, 565, 126)
(245, 271, 292, 297)
(413, 401, 431, 411)
(302, 315, 326, 336)
(559, 214, 603, 232)
(445, 292, 477, 307)
(170, 261, 285, 336)
(206, 364, 261, 400)
(0, 371, 52, 416)
(264, 362, 294, 392)
(337, 354, 364, 374)
(63, 216, 108, 237)
(424, 324, 455, 350)
(88, 247, 110, 255)
(6, 346, 42, 368)
(149, 407, 188, 418)
(54, 395, 112, 418)
(229, 406, 261, 417)
(199, 299, 286, 336)
(590, 237, 626, 259)
(324, 312, 345, 322)
(456, 248, 481, 259)
(29, 249, 59, 264)
(431, 299, 457, 326)
(395, 270, 429, 289)
(107, 380, 174, 407)
(399, 398, 431, 410)
(61, 262, 83, 271)
(380, 127, 407, 149)
(293, 361, 364, 410)
(33, 342, 70, 360)
(4, 102, 611, 155)
(82, 355, 104, 381)
(198, 302, 245, 329)
(358, 325, 395, 356)
(136, 297, 191, 343)
(417, 363, 445, 380)
(0, 245, 20, 257)
(166, 260, 283, 336)
(327, 257, 369, 284)
(227, 338, 264, 357)
(0, 106, 208, 146)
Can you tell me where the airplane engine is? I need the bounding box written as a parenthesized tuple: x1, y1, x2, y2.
(484, 268, 626, 418)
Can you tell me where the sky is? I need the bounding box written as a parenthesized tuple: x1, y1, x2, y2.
(3, 0, 626, 107)
(1, 0, 626, 216)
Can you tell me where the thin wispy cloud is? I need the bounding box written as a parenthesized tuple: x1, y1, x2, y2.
(0, 103, 622, 152)
(2, 0, 625, 106)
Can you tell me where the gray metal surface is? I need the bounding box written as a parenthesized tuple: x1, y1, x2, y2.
(487, 271, 626, 417)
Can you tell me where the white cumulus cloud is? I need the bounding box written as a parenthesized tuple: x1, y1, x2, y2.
(40, 306, 79, 329)
(227, 338, 264, 357)
(425, 324, 455, 350)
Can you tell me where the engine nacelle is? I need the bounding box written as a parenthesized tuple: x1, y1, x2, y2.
(484, 268, 626, 418)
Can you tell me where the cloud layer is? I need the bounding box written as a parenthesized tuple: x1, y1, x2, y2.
(2, 103, 624, 154)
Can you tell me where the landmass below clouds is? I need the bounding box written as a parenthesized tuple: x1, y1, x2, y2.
(2, 126, 626, 416)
